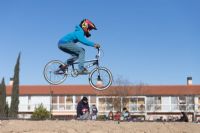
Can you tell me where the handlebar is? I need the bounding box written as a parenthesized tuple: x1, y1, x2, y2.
(96, 48, 101, 59)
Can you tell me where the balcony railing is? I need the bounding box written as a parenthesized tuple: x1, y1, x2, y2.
(18, 103, 200, 113)
(52, 103, 74, 111)
(18, 104, 51, 112)
(98, 104, 197, 113)
(146, 104, 195, 112)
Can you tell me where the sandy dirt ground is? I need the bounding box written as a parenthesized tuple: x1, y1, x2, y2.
(0, 120, 200, 133)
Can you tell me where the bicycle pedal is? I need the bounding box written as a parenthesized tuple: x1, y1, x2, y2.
(54, 71, 64, 75)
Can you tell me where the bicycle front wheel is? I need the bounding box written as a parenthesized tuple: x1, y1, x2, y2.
(89, 67, 113, 91)
(43, 60, 67, 85)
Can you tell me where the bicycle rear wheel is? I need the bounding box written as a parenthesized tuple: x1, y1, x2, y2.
(89, 67, 112, 91)
(43, 60, 67, 85)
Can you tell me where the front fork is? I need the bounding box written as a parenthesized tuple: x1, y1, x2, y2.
(95, 60, 102, 81)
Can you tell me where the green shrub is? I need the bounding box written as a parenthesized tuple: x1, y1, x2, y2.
(31, 104, 50, 120)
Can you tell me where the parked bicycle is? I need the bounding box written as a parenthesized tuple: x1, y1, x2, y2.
(43, 48, 112, 90)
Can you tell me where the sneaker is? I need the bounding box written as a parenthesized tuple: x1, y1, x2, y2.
(59, 64, 68, 71)
(55, 64, 67, 74)
(78, 68, 90, 75)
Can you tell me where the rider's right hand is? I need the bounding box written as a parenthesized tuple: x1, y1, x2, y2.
(94, 44, 100, 49)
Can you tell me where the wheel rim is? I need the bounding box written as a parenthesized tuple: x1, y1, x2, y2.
(44, 60, 67, 85)
(89, 67, 112, 90)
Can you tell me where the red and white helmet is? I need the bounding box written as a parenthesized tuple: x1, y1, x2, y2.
(81, 19, 97, 30)
(80, 19, 97, 37)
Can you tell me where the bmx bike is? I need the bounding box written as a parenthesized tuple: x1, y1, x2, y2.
(43, 48, 113, 91)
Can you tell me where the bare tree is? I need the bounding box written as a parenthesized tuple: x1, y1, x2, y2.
(106, 76, 132, 112)
(96, 76, 146, 112)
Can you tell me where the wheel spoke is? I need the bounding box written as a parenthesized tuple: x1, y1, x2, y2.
(44, 60, 67, 84)
(89, 67, 112, 90)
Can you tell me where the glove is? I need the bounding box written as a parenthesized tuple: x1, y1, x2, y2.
(94, 44, 100, 49)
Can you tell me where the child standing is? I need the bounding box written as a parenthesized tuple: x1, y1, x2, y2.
(91, 104, 98, 120)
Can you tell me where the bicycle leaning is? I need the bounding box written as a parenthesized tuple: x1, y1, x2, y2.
(43, 48, 113, 91)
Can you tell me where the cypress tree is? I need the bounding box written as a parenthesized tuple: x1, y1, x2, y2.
(8, 53, 20, 118)
(0, 78, 7, 118)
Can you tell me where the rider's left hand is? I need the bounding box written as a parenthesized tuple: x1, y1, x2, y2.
(94, 44, 100, 49)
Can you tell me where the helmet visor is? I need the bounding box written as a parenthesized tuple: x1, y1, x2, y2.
(87, 22, 97, 30)
(88, 25, 97, 31)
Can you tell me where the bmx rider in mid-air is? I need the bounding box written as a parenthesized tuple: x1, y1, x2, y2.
(58, 19, 100, 74)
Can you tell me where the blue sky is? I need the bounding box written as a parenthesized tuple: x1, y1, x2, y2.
(0, 0, 199, 85)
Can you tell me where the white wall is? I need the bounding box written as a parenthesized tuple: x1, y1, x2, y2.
(6, 96, 11, 106)
(29, 96, 51, 111)
(7, 95, 51, 112)
(161, 97, 171, 112)
(194, 97, 198, 111)
(19, 96, 29, 111)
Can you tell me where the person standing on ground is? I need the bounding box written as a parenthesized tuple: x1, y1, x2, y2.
(91, 104, 98, 120)
(77, 97, 90, 120)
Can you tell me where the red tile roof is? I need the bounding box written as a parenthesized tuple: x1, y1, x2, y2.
(6, 85, 200, 96)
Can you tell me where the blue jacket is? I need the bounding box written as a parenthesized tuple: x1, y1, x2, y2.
(58, 25, 95, 47)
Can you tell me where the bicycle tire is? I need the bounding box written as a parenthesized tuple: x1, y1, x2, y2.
(43, 60, 67, 85)
(89, 67, 113, 91)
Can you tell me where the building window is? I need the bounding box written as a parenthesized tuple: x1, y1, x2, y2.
(105, 98, 113, 111)
(179, 96, 186, 104)
(179, 96, 186, 103)
(90, 96, 96, 104)
(59, 96, 65, 103)
(76, 96, 82, 103)
(28, 96, 31, 110)
(154, 97, 161, 111)
(66, 96, 73, 104)
(171, 97, 179, 111)
(130, 97, 145, 112)
(52, 96, 58, 104)
(66, 96, 73, 110)
(52, 96, 58, 110)
(171, 96, 194, 111)
(138, 98, 145, 111)
(147, 96, 161, 111)
(186, 96, 194, 111)
(98, 97, 121, 112)
(90, 96, 96, 108)
(130, 98, 137, 111)
(113, 98, 121, 111)
(122, 98, 130, 110)
(28, 96, 31, 101)
(28, 105, 31, 111)
(59, 96, 65, 110)
(99, 98, 106, 112)
(179, 96, 193, 111)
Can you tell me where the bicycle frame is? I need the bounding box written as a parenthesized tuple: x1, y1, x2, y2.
(43, 48, 112, 90)
(70, 48, 100, 72)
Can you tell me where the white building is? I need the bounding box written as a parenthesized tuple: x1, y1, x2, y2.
(6, 82, 200, 121)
